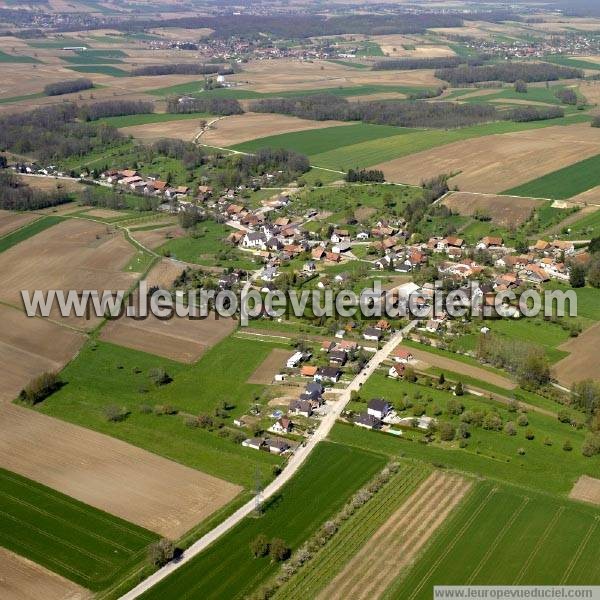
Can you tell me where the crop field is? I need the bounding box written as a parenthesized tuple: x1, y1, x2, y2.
(385, 482, 600, 599)
(36, 337, 287, 487)
(321, 472, 472, 600)
(561, 206, 600, 239)
(0, 210, 40, 238)
(119, 118, 206, 142)
(230, 123, 413, 156)
(67, 65, 129, 77)
(441, 192, 542, 227)
(0, 467, 157, 591)
(374, 123, 600, 193)
(97, 111, 210, 128)
(202, 112, 353, 148)
(503, 153, 600, 200)
(0, 215, 62, 253)
(454, 84, 581, 107)
(553, 323, 600, 386)
(0, 218, 138, 330)
(544, 55, 600, 71)
(274, 463, 430, 600)
(139, 442, 386, 600)
(246, 348, 291, 384)
(0, 50, 40, 63)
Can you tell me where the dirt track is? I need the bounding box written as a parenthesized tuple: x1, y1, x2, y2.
(0, 403, 241, 538)
(320, 472, 471, 600)
(0, 547, 91, 600)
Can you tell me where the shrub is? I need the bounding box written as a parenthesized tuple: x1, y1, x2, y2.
(439, 422, 456, 441)
(149, 538, 175, 567)
(19, 372, 62, 405)
(250, 534, 270, 558)
(517, 413, 529, 427)
(525, 429, 535, 440)
(270, 538, 291, 562)
(104, 404, 129, 422)
(148, 367, 172, 386)
(563, 439, 573, 452)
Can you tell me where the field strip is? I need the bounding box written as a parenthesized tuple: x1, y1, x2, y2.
(466, 497, 530, 584)
(406, 486, 498, 600)
(442, 189, 555, 203)
(320, 472, 471, 600)
(560, 518, 599, 584)
(513, 507, 564, 584)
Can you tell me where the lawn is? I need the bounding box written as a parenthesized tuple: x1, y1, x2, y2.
(0, 50, 40, 63)
(457, 84, 579, 107)
(273, 462, 429, 600)
(98, 111, 211, 128)
(385, 481, 600, 599)
(68, 65, 129, 77)
(502, 153, 600, 200)
(0, 215, 63, 253)
(0, 467, 157, 591)
(36, 337, 288, 487)
(230, 123, 415, 156)
(139, 442, 386, 600)
(563, 208, 600, 240)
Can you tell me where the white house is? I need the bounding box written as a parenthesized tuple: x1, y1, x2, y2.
(367, 398, 391, 420)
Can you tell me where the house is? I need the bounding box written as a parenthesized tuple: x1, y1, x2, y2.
(242, 438, 266, 451)
(388, 364, 405, 379)
(363, 327, 383, 341)
(271, 417, 293, 434)
(331, 229, 350, 244)
(305, 382, 324, 397)
(242, 232, 267, 249)
(367, 398, 391, 420)
(289, 399, 313, 417)
(325, 252, 341, 263)
(329, 350, 347, 366)
(300, 365, 318, 377)
(356, 231, 370, 240)
(261, 266, 279, 282)
(477, 236, 503, 250)
(354, 412, 382, 430)
(312, 247, 326, 261)
(303, 261, 317, 273)
(287, 351, 304, 369)
(315, 367, 341, 383)
(332, 241, 352, 254)
(267, 438, 290, 454)
(321, 340, 336, 353)
(426, 319, 442, 333)
(393, 348, 413, 363)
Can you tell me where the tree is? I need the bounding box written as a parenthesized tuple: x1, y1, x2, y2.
(250, 534, 270, 558)
(439, 422, 456, 441)
(582, 433, 600, 457)
(563, 439, 573, 452)
(518, 350, 550, 389)
(19, 372, 61, 405)
(517, 413, 529, 427)
(569, 264, 586, 288)
(454, 381, 464, 396)
(514, 80, 528, 93)
(404, 366, 417, 383)
(270, 538, 291, 562)
(148, 538, 174, 567)
(438, 372, 445, 385)
(587, 254, 600, 288)
(504, 421, 517, 436)
(148, 367, 172, 386)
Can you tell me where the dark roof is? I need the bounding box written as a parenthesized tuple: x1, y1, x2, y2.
(363, 327, 383, 338)
(329, 350, 347, 363)
(317, 367, 341, 379)
(267, 438, 290, 450)
(368, 398, 390, 413)
(306, 382, 324, 395)
(354, 413, 382, 428)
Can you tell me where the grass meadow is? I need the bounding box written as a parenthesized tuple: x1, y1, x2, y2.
(36, 337, 288, 487)
(0, 50, 40, 63)
(97, 111, 211, 128)
(139, 442, 386, 600)
(0, 467, 157, 590)
(0, 215, 63, 253)
(68, 65, 129, 77)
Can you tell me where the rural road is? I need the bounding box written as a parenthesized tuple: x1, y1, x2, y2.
(120, 325, 410, 599)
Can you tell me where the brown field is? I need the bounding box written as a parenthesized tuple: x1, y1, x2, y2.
(553, 323, 600, 386)
(374, 123, 600, 193)
(0, 547, 90, 600)
(246, 348, 290, 384)
(404, 344, 517, 390)
(0, 218, 138, 330)
(319, 472, 472, 600)
(144, 257, 185, 288)
(347, 92, 407, 102)
(19, 175, 84, 194)
(120, 118, 204, 142)
(580, 81, 600, 105)
(0, 210, 39, 237)
(442, 192, 542, 227)
(201, 112, 352, 147)
(132, 224, 183, 249)
(569, 186, 600, 206)
(569, 475, 600, 506)
(100, 312, 237, 363)
(373, 35, 456, 58)
(84, 208, 126, 219)
(0, 403, 241, 538)
(0, 305, 85, 403)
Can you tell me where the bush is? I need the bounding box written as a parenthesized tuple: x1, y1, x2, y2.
(517, 413, 529, 427)
(504, 421, 517, 436)
(104, 404, 129, 422)
(148, 367, 172, 386)
(270, 538, 291, 562)
(525, 429, 535, 440)
(149, 538, 175, 567)
(250, 534, 270, 558)
(563, 439, 573, 452)
(19, 372, 61, 405)
(439, 422, 456, 441)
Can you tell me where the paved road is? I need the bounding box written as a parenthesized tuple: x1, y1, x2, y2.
(120, 327, 408, 599)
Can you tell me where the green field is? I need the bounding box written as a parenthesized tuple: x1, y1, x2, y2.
(0, 92, 45, 104)
(385, 481, 600, 599)
(455, 84, 576, 107)
(503, 153, 600, 199)
(0, 215, 63, 253)
(98, 111, 211, 128)
(326, 59, 369, 69)
(230, 123, 414, 155)
(563, 208, 600, 240)
(35, 337, 287, 487)
(0, 467, 157, 590)
(0, 50, 40, 63)
(139, 442, 385, 600)
(28, 37, 88, 49)
(356, 41, 384, 57)
(68, 65, 129, 77)
(544, 55, 600, 71)
(274, 463, 429, 599)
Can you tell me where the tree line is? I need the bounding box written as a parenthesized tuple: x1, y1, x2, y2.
(165, 96, 243, 116)
(238, 148, 310, 180)
(372, 56, 483, 71)
(44, 78, 94, 96)
(78, 100, 154, 121)
(435, 63, 583, 85)
(507, 106, 564, 122)
(346, 168, 384, 183)
(0, 103, 122, 162)
(0, 171, 71, 211)
(130, 64, 227, 77)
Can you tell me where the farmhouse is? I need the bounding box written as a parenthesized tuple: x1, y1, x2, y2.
(266, 438, 290, 454)
(388, 364, 405, 379)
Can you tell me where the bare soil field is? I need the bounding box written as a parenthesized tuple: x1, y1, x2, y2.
(132, 224, 183, 249)
(0, 403, 241, 538)
(553, 323, 600, 386)
(0, 219, 138, 330)
(0, 210, 39, 237)
(347, 92, 407, 102)
(19, 175, 84, 194)
(319, 472, 471, 600)
(580, 81, 600, 105)
(201, 113, 352, 147)
(144, 257, 185, 288)
(569, 475, 600, 506)
(442, 192, 542, 227)
(569, 186, 600, 206)
(374, 123, 600, 193)
(84, 208, 127, 219)
(100, 312, 237, 363)
(404, 344, 517, 390)
(373, 35, 456, 58)
(120, 119, 203, 142)
(0, 305, 85, 403)
(0, 547, 91, 600)
(246, 348, 290, 384)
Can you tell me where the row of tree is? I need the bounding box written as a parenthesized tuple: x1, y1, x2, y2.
(372, 56, 483, 71)
(237, 147, 310, 180)
(129, 64, 226, 76)
(78, 100, 154, 121)
(435, 63, 583, 85)
(346, 168, 384, 183)
(0, 171, 71, 211)
(44, 78, 93, 96)
(165, 96, 243, 116)
(507, 106, 564, 122)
